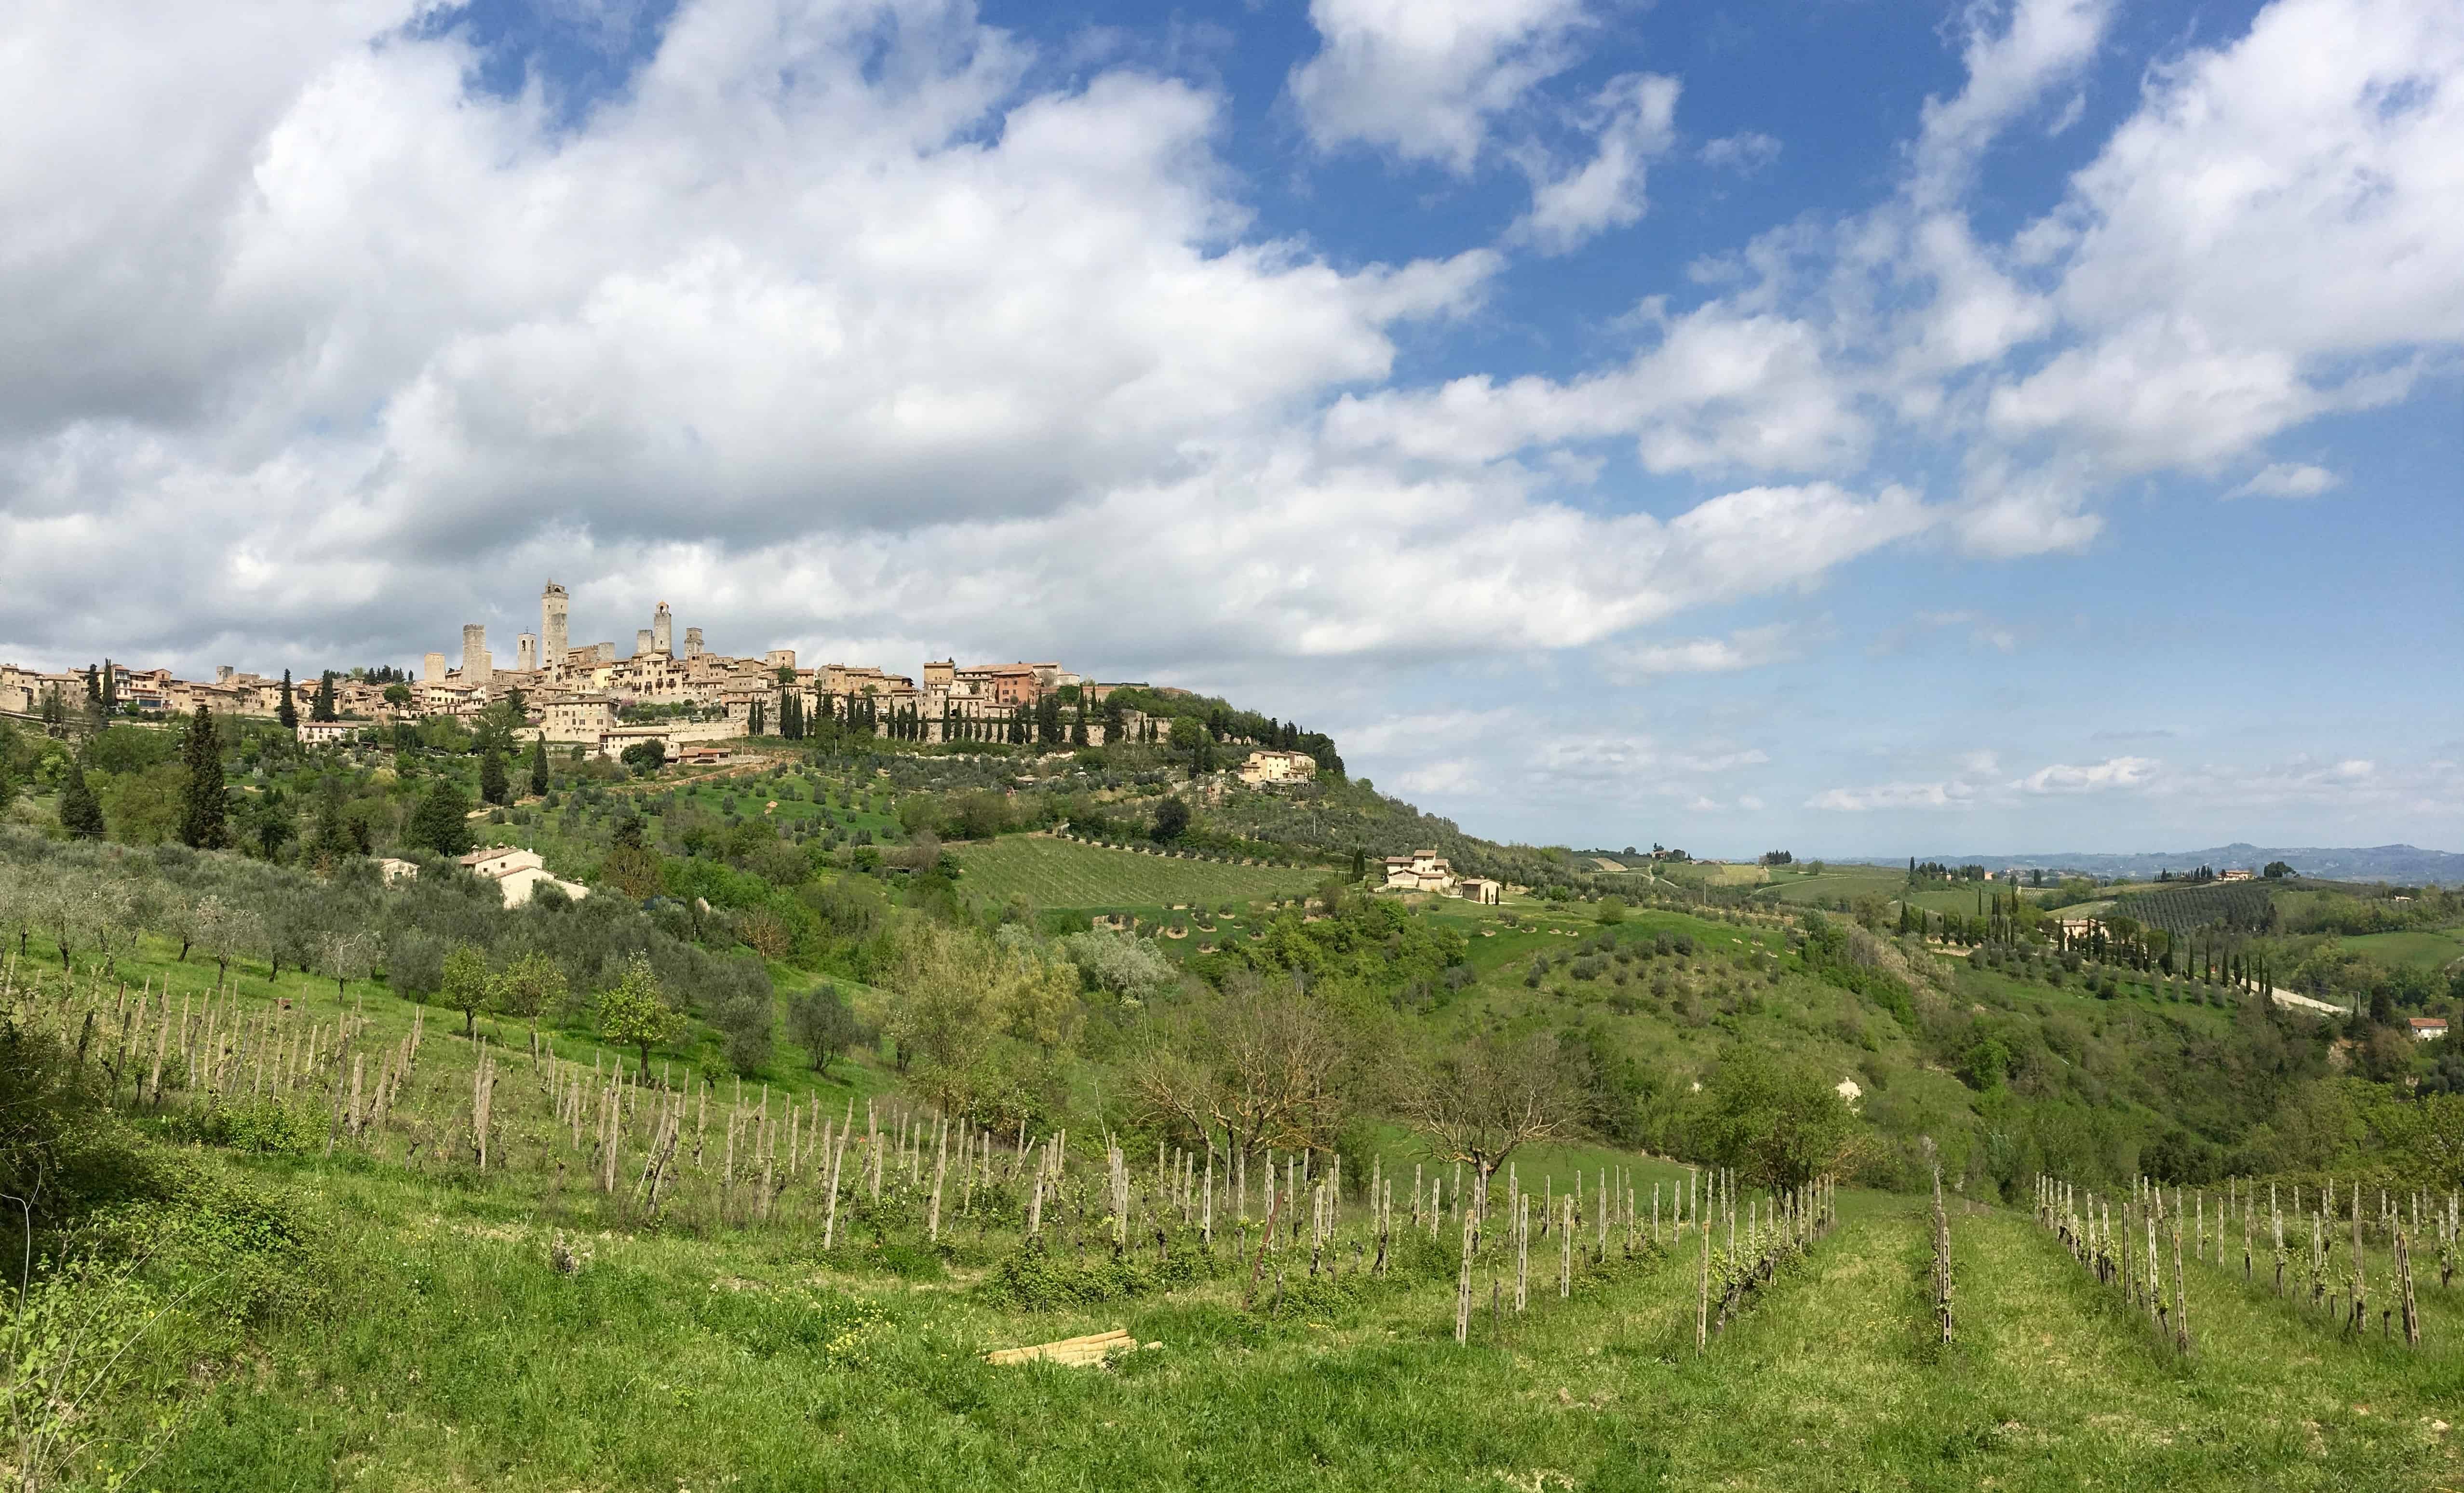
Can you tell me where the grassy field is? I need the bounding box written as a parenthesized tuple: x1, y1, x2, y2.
(97, 1144, 2464, 1492)
(952, 834, 1323, 910)
(2343, 928, 2464, 974)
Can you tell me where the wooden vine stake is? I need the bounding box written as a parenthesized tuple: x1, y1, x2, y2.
(1931, 1166, 1953, 1344)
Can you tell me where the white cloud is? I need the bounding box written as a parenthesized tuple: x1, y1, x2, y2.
(1913, 0, 2114, 206)
(2228, 462, 2342, 499)
(1289, 0, 1592, 173)
(1397, 758, 1480, 795)
(1512, 72, 1680, 254)
(1599, 622, 1796, 684)
(1700, 131, 1780, 175)
(1804, 780, 1979, 811)
(1323, 299, 1874, 476)
(2013, 755, 2161, 794)
(1737, 794, 1766, 811)
(1988, 0, 2464, 471)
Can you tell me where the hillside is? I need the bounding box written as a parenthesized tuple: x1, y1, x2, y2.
(7, 711, 2464, 1488)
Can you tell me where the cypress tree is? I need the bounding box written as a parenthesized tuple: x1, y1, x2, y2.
(409, 777, 474, 857)
(311, 670, 339, 722)
(58, 753, 105, 839)
(277, 669, 299, 728)
(99, 659, 118, 715)
(82, 665, 99, 703)
(480, 747, 510, 806)
(528, 736, 549, 796)
(177, 705, 228, 848)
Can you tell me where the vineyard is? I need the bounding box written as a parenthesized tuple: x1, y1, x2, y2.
(2106, 880, 2279, 937)
(21, 946, 2464, 1491)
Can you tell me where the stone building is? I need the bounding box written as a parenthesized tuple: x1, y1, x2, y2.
(541, 582, 569, 677)
(1238, 748, 1318, 786)
(1382, 850, 1457, 894)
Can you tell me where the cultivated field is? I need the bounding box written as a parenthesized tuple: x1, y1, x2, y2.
(2343, 928, 2464, 974)
(951, 834, 1322, 909)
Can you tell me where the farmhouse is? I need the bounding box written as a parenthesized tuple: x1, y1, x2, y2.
(1238, 748, 1318, 786)
(1383, 850, 1456, 894)
(457, 845, 590, 909)
(2410, 1017, 2448, 1041)
(294, 719, 356, 746)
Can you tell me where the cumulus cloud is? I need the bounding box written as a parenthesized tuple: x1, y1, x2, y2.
(2013, 755, 2161, 794)
(1288, 0, 1593, 173)
(1512, 72, 1680, 254)
(2228, 463, 2342, 499)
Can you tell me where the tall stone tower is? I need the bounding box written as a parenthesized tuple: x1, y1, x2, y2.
(462, 625, 490, 689)
(423, 652, 445, 686)
(652, 602, 673, 656)
(516, 633, 537, 672)
(635, 628, 654, 657)
(541, 582, 569, 675)
(684, 627, 703, 659)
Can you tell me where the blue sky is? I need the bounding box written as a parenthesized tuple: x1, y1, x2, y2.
(1, 0, 2457, 855)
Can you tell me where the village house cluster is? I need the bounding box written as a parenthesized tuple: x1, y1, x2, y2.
(1, 581, 1196, 763)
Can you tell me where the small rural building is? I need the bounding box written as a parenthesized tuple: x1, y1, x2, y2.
(1458, 877, 1503, 905)
(1383, 850, 1456, 894)
(1238, 748, 1318, 786)
(2410, 1017, 2449, 1042)
(294, 719, 357, 746)
(457, 845, 591, 908)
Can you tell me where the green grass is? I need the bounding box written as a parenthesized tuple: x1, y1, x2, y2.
(104, 1157, 2464, 1491)
(2342, 928, 2464, 974)
(951, 834, 1323, 911)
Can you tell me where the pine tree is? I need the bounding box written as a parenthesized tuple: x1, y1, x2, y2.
(528, 736, 549, 796)
(480, 747, 510, 806)
(311, 670, 339, 722)
(177, 705, 228, 848)
(277, 669, 299, 729)
(58, 753, 105, 839)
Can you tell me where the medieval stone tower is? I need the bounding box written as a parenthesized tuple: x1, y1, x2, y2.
(652, 601, 673, 656)
(516, 633, 537, 672)
(684, 626, 703, 659)
(541, 582, 569, 674)
(461, 624, 490, 688)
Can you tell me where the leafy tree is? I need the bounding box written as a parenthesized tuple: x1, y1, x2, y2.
(597, 953, 685, 1080)
(1597, 895, 1626, 924)
(527, 736, 550, 797)
(277, 669, 298, 729)
(1150, 797, 1189, 842)
(479, 748, 510, 807)
(2263, 860, 2294, 879)
(491, 951, 567, 1035)
(383, 682, 413, 708)
(1697, 1048, 1862, 1190)
(177, 705, 227, 849)
(56, 754, 104, 840)
(310, 670, 339, 722)
(409, 778, 474, 857)
(620, 740, 665, 773)
(246, 786, 296, 859)
(441, 944, 492, 1037)
(1130, 976, 1360, 1159)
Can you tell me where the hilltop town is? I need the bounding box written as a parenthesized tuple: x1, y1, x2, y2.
(0, 580, 1288, 765)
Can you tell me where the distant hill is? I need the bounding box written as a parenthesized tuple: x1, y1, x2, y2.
(1833, 843, 2464, 886)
